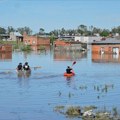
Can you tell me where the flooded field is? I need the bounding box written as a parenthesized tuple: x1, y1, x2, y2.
(0, 46, 120, 120)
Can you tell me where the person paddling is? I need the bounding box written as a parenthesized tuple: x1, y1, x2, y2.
(66, 66, 73, 74)
(23, 62, 30, 71)
(17, 63, 23, 71)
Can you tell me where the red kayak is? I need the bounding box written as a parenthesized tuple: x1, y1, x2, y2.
(64, 72, 75, 77)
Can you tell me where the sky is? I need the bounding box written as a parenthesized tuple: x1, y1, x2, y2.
(0, 0, 120, 33)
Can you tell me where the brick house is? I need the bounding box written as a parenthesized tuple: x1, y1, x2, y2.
(0, 44, 12, 52)
(92, 38, 120, 62)
(23, 33, 50, 46)
(92, 38, 120, 54)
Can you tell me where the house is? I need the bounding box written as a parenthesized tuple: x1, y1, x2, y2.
(74, 36, 102, 44)
(23, 32, 50, 46)
(54, 40, 87, 51)
(0, 34, 9, 41)
(0, 44, 12, 52)
(9, 32, 23, 42)
(91, 38, 120, 54)
(0, 52, 12, 61)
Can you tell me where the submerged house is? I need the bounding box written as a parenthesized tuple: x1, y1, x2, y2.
(0, 44, 12, 52)
(92, 38, 120, 54)
(23, 33, 50, 50)
(92, 38, 120, 63)
(54, 40, 87, 51)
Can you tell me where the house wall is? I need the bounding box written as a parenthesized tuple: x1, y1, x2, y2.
(92, 44, 120, 54)
(75, 36, 102, 43)
(0, 45, 12, 52)
(37, 37, 50, 45)
(23, 34, 50, 46)
(24, 35, 38, 45)
(54, 40, 70, 46)
(10, 32, 16, 41)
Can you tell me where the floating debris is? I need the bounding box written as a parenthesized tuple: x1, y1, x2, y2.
(54, 105, 120, 120)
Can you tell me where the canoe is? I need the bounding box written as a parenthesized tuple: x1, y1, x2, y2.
(17, 69, 31, 77)
(23, 69, 31, 75)
(64, 72, 75, 77)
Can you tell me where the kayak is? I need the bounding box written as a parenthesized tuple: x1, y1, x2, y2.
(64, 72, 75, 77)
(17, 69, 31, 77)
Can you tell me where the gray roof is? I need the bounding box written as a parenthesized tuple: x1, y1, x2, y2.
(14, 32, 22, 37)
(92, 38, 120, 45)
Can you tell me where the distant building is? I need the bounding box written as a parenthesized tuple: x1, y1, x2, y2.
(0, 44, 12, 52)
(0, 34, 9, 41)
(58, 36, 75, 41)
(10, 32, 23, 42)
(74, 36, 102, 43)
(23, 32, 50, 46)
(92, 38, 120, 55)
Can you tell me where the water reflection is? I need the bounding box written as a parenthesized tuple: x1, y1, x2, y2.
(54, 51, 87, 61)
(0, 52, 12, 61)
(92, 53, 120, 63)
(17, 77, 30, 87)
(17, 72, 31, 87)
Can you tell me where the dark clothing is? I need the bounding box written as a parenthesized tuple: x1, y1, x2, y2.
(66, 68, 72, 74)
(17, 64, 23, 70)
(23, 64, 30, 71)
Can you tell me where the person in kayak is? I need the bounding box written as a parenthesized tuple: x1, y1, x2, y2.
(23, 62, 30, 71)
(17, 63, 23, 71)
(66, 66, 73, 74)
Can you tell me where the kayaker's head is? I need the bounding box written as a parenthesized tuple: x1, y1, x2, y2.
(25, 62, 28, 65)
(67, 66, 70, 69)
(19, 63, 22, 65)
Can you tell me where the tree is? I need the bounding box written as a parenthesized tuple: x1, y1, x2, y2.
(0, 27, 6, 34)
(100, 29, 110, 37)
(50, 34, 56, 45)
(7, 26, 15, 34)
(17, 26, 32, 35)
(77, 24, 87, 35)
(39, 28, 45, 35)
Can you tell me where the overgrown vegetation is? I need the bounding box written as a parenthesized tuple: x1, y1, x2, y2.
(21, 45, 31, 51)
(39, 45, 46, 50)
(54, 105, 120, 120)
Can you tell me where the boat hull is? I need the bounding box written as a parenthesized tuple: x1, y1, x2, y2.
(17, 69, 31, 77)
(64, 72, 75, 77)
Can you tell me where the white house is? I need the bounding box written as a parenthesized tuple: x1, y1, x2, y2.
(74, 36, 102, 43)
(9, 32, 23, 41)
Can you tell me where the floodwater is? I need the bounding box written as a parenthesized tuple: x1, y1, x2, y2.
(0, 46, 120, 120)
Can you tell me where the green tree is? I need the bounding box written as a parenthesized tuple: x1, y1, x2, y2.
(77, 24, 87, 35)
(7, 26, 15, 34)
(50, 35, 56, 45)
(39, 28, 45, 35)
(0, 27, 6, 34)
(17, 26, 32, 35)
(100, 29, 110, 37)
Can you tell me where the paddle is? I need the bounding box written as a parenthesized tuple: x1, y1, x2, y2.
(71, 61, 76, 67)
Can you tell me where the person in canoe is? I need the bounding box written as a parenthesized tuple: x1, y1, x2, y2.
(17, 63, 23, 71)
(66, 66, 73, 74)
(23, 62, 31, 71)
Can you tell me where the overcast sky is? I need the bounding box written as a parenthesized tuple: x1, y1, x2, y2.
(0, 0, 120, 33)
